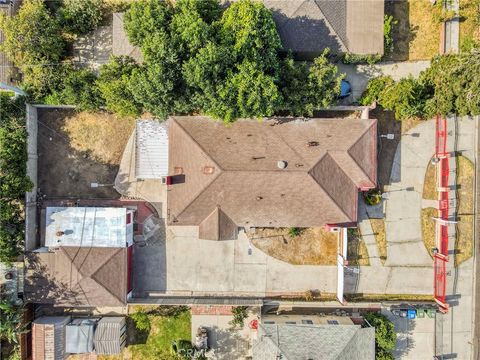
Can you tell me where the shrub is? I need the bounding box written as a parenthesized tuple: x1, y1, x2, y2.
(97, 56, 142, 117)
(384, 15, 398, 54)
(364, 189, 382, 206)
(342, 53, 382, 65)
(229, 306, 248, 327)
(58, 0, 104, 35)
(288, 227, 304, 237)
(130, 309, 151, 332)
(364, 312, 396, 359)
(359, 76, 394, 106)
(45, 67, 103, 111)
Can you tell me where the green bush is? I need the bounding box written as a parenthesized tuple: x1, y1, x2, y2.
(45, 67, 103, 111)
(58, 0, 104, 35)
(341, 53, 382, 65)
(288, 227, 304, 237)
(131, 309, 151, 332)
(229, 306, 248, 327)
(384, 15, 398, 55)
(360, 76, 394, 106)
(364, 189, 382, 206)
(364, 312, 396, 359)
(97, 56, 142, 117)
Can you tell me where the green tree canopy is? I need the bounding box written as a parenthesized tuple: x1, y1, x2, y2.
(364, 312, 396, 358)
(97, 56, 143, 117)
(58, 0, 104, 35)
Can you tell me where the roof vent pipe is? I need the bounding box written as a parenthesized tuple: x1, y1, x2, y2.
(277, 160, 288, 169)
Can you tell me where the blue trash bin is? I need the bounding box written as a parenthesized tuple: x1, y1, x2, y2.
(407, 309, 416, 319)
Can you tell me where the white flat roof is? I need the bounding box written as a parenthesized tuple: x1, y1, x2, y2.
(135, 120, 168, 179)
(45, 207, 128, 248)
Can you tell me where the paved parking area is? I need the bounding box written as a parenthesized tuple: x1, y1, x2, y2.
(190, 306, 259, 360)
(383, 309, 435, 359)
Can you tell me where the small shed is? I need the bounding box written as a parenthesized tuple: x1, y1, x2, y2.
(65, 319, 96, 354)
(135, 120, 169, 179)
(32, 316, 71, 360)
(94, 317, 127, 355)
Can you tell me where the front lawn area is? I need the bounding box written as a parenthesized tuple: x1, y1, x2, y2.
(456, 156, 474, 266)
(385, 0, 441, 60)
(347, 228, 370, 266)
(369, 219, 387, 264)
(423, 159, 437, 200)
(249, 227, 340, 265)
(99, 306, 191, 360)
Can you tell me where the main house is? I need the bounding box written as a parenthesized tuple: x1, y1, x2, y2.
(167, 116, 377, 240)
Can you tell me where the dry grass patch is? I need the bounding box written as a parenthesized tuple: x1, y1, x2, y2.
(62, 111, 135, 165)
(423, 159, 437, 200)
(421, 207, 437, 259)
(456, 156, 474, 266)
(459, 0, 480, 50)
(347, 229, 370, 266)
(385, 0, 440, 60)
(249, 228, 338, 265)
(369, 219, 387, 264)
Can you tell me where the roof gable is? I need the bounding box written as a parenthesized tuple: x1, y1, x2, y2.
(199, 207, 237, 240)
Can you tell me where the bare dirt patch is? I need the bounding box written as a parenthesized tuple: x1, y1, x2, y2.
(456, 156, 474, 266)
(347, 229, 370, 266)
(248, 228, 338, 265)
(63, 111, 135, 165)
(37, 108, 133, 199)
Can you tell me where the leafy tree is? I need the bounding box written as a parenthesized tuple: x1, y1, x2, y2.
(129, 63, 192, 119)
(97, 56, 142, 117)
(58, 0, 104, 35)
(360, 76, 394, 106)
(130, 309, 151, 332)
(170, 0, 221, 56)
(279, 50, 343, 116)
(229, 306, 248, 327)
(364, 312, 396, 358)
(45, 67, 103, 111)
(123, 0, 174, 47)
(219, 0, 281, 70)
(0, 301, 27, 345)
(210, 60, 282, 122)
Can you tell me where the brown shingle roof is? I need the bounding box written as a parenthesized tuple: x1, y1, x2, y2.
(263, 0, 384, 55)
(112, 13, 143, 63)
(25, 247, 128, 307)
(167, 116, 377, 238)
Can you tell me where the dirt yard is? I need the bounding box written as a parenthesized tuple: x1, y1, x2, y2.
(421, 207, 437, 259)
(385, 0, 441, 61)
(423, 159, 437, 200)
(37, 109, 134, 199)
(248, 228, 339, 265)
(456, 156, 474, 265)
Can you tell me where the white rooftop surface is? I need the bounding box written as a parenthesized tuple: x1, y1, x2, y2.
(135, 120, 168, 179)
(45, 207, 127, 248)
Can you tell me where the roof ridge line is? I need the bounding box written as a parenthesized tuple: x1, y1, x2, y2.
(313, 0, 348, 50)
(307, 152, 353, 220)
(90, 248, 126, 304)
(347, 119, 377, 184)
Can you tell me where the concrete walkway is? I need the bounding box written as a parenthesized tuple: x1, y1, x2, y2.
(338, 61, 431, 100)
(384, 120, 436, 267)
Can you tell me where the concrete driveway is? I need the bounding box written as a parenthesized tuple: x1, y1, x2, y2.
(190, 306, 259, 360)
(163, 227, 338, 297)
(383, 308, 435, 359)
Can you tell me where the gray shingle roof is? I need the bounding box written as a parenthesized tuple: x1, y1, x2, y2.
(253, 324, 375, 360)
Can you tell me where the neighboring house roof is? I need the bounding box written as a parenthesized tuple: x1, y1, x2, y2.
(135, 120, 169, 179)
(25, 247, 128, 307)
(94, 317, 127, 355)
(253, 324, 375, 360)
(32, 316, 71, 360)
(167, 116, 377, 239)
(45, 207, 130, 248)
(112, 13, 143, 62)
(264, 0, 385, 55)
